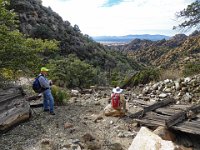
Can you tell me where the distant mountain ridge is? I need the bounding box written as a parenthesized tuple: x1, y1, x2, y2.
(92, 34, 170, 43)
(110, 32, 200, 70)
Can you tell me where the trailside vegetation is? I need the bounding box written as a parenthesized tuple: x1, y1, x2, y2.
(49, 54, 98, 89)
(120, 68, 160, 88)
(51, 85, 70, 105)
(183, 61, 200, 77)
(0, 0, 59, 82)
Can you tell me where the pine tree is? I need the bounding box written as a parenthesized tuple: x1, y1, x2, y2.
(174, 0, 200, 30)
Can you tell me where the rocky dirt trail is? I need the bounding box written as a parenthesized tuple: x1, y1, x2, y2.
(0, 88, 139, 150)
(1, 74, 200, 150)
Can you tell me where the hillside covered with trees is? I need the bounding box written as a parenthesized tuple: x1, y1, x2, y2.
(1, 0, 142, 89)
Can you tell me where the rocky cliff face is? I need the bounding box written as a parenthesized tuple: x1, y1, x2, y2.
(10, 0, 68, 39)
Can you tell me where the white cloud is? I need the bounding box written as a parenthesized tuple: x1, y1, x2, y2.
(42, 0, 195, 36)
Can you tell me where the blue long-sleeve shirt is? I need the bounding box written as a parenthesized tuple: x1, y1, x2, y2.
(38, 74, 50, 89)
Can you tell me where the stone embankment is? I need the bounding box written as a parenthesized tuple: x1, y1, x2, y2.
(128, 74, 200, 105)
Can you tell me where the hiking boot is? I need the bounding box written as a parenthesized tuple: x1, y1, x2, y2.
(44, 109, 49, 112)
(50, 112, 55, 115)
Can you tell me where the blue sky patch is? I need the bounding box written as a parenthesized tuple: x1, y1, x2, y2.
(102, 0, 124, 7)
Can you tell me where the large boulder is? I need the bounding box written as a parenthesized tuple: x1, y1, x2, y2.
(128, 127, 176, 150)
(104, 104, 125, 117)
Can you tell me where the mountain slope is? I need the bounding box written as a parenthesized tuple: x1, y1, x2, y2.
(113, 33, 200, 70)
(155, 34, 200, 69)
(9, 0, 142, 72)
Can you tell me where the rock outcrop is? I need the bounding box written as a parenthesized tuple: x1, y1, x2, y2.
(129, 74, 200, 105)
(128, 127, 176, 150)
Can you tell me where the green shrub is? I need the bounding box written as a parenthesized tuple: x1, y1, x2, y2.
(121, 68, 160, 88)
(110, 71, 121, 86)
(51, 85, 70, 105)
(183, 62, 200, 77)
(50, 54, 98, 89)
(111, 81, 119, 87)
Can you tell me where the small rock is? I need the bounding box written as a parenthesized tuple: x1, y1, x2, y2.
(159, 93, 167, 98)
(184, 77, 191, 83)
(64, 123, 73, 129)
(72, 139, 81, 144)
(94, 114, 103, 123)
(82, 133, 95, 142)
(109, 143, 123, 150)
(87, 141, 101, 150)
(182, 92, 192, 102)
(94, 102, 101, 105)
(164, 79, 170, 84)
(71, 144, 81, 150)
(118, 132, 125, 138)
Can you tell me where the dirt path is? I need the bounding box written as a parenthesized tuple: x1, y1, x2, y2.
(0, 95, 139, 150)
(2, 74, 200, 150)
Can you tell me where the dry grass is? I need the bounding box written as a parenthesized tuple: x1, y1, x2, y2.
(159, 69, 183, 81)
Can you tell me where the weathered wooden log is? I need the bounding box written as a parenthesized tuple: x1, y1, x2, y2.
(26, 94, 43, 107)
(165, 112, 186, 127)
(0, 86, 30, 133)
(134, 118, 166, 127)
(171, 121, 200, 135)
(155, 108, 182, 116)
(129, 98, 175, 118)
(165, 104, 200, 127)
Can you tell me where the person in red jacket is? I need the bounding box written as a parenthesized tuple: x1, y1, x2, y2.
(111, 86, 126, 112)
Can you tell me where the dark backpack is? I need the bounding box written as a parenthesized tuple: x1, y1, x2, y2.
(32, 75, 44, 93)
(111, 93, 121, 109)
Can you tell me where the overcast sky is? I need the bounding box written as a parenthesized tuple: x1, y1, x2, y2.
(41, 0, 195, 37)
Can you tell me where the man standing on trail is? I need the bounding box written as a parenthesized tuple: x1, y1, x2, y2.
(38, 67, 55, 115)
